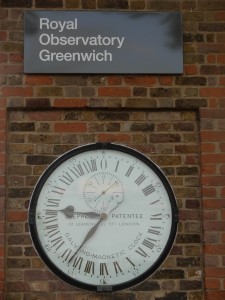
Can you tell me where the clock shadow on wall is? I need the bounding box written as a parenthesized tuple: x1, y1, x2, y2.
(7, 109, 203, 298)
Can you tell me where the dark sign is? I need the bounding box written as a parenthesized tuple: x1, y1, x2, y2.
(24, 11, 183, 74)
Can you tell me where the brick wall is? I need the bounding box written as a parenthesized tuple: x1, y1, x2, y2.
(0, 1, 225, 300)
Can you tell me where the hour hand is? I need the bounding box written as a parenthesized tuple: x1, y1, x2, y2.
(60, 205, 100, 219)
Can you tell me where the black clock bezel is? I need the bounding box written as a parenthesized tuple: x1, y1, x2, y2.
(28, 142, 179, 292)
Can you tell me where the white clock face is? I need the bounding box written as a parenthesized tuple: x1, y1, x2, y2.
(29, 143, 178, 292)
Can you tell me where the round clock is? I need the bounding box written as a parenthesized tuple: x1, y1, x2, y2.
(28, 143, 179, 292)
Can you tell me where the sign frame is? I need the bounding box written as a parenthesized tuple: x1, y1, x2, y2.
(24, 11, 183, 74)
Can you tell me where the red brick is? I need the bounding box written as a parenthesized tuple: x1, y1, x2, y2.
(1, 87, 32, 97)
(0, 54, 7, 63)
(0, 65, 23, 74)
(9, 53, 23, 63)
(0, 271, 4, 281)
(0, 109, 6, 121)
(98, 87, 131, 97)
(200, 108, 225, 118)
(200, 88, 225, 97)
(184, 64, 198, 75)
(219, 77, 225, 86)
(0, 31, 7, 41)
(205, 268, 225, 278)
(107, 76, 123, 85)
(25, 75, 53, 86)
(35, 0, 63, 8)
(205, 278, 221, 290)
(204, 255, 220, 267)
(201, 165, 216, 174)
(202, 154, 225, 163)
(201, 131, 225, 142)
(57, 294, 73, 300)
(202, 187, 217, 198)
(182, 1, 196, 10)
(204, 232, 218, 243)
(0, 154, 6, 164)
(222, 233, 225, 243)
(158, 76, 174, 85)
(7, 211, 27, 222)
(0, 6, 7, 15)
(124, 76, 157, 86)
(198, 43, 225, 54)
(207, 54, 216, 64)
(221, 187, 225, 197)
(24, 270, 53, 281)
(202, 176, 225, 186)
(203, 199, 225, 209)
(179, 209, 201, 220)
(206, 291, 225, 300)
(218, 54, 225, 64)
(203, 210, 219, 220)
(220, 165, 225, 175)
(221, 209, 225, 220)
(98, 133, 131, 143)
(215, 12, 225, 21)
(26, 111, 61, 121)
(208, 98, 219, 108)
(54, 98, 88, 107)
(54, 123, 87, 132)
(204, 221, 225, 232)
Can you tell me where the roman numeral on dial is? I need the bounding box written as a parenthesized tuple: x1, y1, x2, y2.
(46, 199, 60, 207)
(125, 166, 134, 177)
(73, 164, 85, 177)
(100, 263, 108, 275)
(52, 186, 65, 195)
(61, 248, 72, 262)
(148, 227, 161, 235)
(142, 184, 155, 196)
(150, 213, 162, 220)
(135, 174, 147, 186)
(51, 236, 64, 250)
(142, 237, 155, 249)
(126, 257, 135, 267)
(135, 247, 148, 257)
(113, 261, 123, 274)
(83, 159, 97, 173)
(45, 209, 58, 223)
(73, 256, 83, 269)
(45, 223, 58, 235)
(59, 172, 74, 186)
(84, 260, 95, 274)
(115, 160, 120, 172)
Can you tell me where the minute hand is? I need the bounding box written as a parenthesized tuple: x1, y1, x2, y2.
(72, 213, 107, 257)
(72, 199, 122, 257)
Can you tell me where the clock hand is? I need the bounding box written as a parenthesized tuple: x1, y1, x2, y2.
(92, 181, 119, 203)
(102, 181, 118, 194)
(73, 198, 122, 256)
(60, 205, 100, 219)
(73, 212, 107, 257)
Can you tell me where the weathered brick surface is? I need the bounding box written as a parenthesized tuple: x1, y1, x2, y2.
(0, 1, 224, 300)
(6, 109, 201, 300)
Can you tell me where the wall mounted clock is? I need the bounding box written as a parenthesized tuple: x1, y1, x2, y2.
(28, 143, 179, 292)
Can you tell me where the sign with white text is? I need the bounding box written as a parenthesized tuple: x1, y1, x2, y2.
(24, 11, 183, 74)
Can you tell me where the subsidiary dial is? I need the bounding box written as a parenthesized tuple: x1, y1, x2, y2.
(83, 172, 124, 213)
